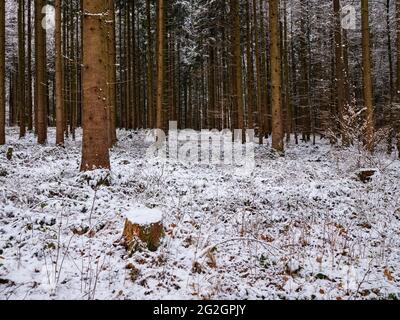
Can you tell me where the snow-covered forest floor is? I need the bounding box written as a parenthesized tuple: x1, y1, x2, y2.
(1, 128, 400, 300)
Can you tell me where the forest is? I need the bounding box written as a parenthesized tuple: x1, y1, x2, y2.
(0, 0, 400, 301)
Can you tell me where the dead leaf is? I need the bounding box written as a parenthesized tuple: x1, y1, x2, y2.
(384, 268, 394, 281)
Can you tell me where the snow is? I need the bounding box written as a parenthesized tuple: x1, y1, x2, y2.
(126, 207, 163, 225)
(0, 128, 400, 300)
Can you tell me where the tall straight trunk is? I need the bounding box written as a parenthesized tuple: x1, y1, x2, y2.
(253, 0, 263, 143)
(246, 1, 255, 130)
(107, 0, 117, 146)
(386, 0, 395, 153)
(80, 0, 111, 171)
(396, 0, 400, 102)
(125, 2, 131, 129)
(130, 1, 136, 129)
(18, 0, 26, 138)
(62, 2, 68, 137)
(0, 0, 4, 145)
(386, 0, 394, 104)
(35, 0, 47, 144)
(283, 0, 291, 142)
(117, 4, 124, 128)
(333, 0, 347, 144)
(146, 0, 154, 128)
(269, 0, 284, 152)
(396, 0, 400, 156)
(55, 0, 64, 146)
(208, 44, 216, 129)
(361, 0, 374, 152)
(231, 0, 244, 138)
(299, 0, 310, 142)
(156, 0, 165, 130)
(27, 0, 33, 131)
(259, 0, 269, 137)
(70, 6, 77, 140)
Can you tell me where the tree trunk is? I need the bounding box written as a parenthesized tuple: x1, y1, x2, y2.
(361, 0, 375, 152)
(253, 0, 263, 143)
(27, 0, 33, 131)
(283, 0, 292, 143)
(80, 0, 111, 171)
(55, 0, 64, 146)
(397, 0, 400, 101)
(269, 0, 284, 152)
(35, 0, 48, 144)
(245, 1, 255, 130)
(396, 0, 400, 156)
(333, 0, 347, 145)
(146, 0, 154, 129)
(0, 0, 4, 145)
(18, 0, 26, 138)
(299, 0, 310, 142)
(231, 0, 244, 140)
(107, 0, 117, 146)
(156, 0, 165, 130)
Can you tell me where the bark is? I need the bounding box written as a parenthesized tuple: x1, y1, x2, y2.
(333, 0, 347, 144)
(397, 0, 400, 101)
(27, 0, 33, 131)
(18, 0, 26, 138)
(0, 0, 4, 145)
(283, 0, 292, 142)
(107, 0, 117, 146)
(80, 0, 111, 171)
(156, 0, 165, 130)
(231, 0, 244, 139)
(55, 0, 64, 146)
(361, 0, 375, 152)
(269, 0, 284, 152)
(245, 1, 255, 130)
(146, 0, 154, 129)
(253, 0, 263, 143)
(396, 0, 400, 156)
(35, 0, 48, 144)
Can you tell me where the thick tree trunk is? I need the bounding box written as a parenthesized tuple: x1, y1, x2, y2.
(361, 0, 375, 152)
(55, 0, 64, 146)
(269, 0, 284, 152)
(80, 0, 111, 171)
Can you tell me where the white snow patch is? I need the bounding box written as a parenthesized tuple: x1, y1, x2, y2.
(125, 207, 163, 225)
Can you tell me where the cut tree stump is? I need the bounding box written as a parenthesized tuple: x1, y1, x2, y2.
(122, 208, 164, 253)
(357, 168, 377, 183)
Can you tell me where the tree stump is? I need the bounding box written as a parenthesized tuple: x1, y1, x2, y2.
(122, 208, 164, 253)
(357, 168, 377, 183)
